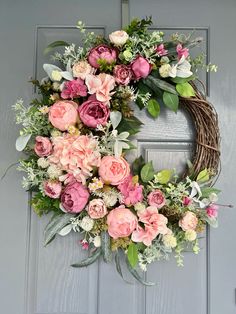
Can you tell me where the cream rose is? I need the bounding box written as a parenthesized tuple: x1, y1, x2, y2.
(109, 30, 129, 46)
(72, 60, 94, 80)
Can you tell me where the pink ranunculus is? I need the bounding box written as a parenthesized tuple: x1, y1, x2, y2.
(61, 182, 89, 213)
(87, 198, 107, 219)
(183, 196, 192, 206)
(147, 189, 166, 209)
(34, 136, 52, 157)
(61, 78, 87, 99)
(72, 60, 95, 80)
(131, 56, 152, 80)
(88, 44, 117, 69)
(43, 180, 62, 198)
(156, 44, 168, 56)
(179, 211, 198, 231)
(49, 100, 78, 131)
(78, 95, 110, 128)
(85, 73, 116, 103)
(176, 44, 189, 60)
(113, 65, 133, 85)
(99, 156, 130, 186)
(107, 206, 138, 239)
(206, 204, 218, 218)
(49, 134, 101, 184)
(118, 175, 143, 206)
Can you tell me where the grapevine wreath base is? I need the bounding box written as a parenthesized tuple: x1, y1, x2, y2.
(14, 17, 222, 285)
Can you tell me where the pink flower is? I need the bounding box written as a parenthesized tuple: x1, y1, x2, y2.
(99, 156, 130, 186)
(118, 175, 143, 206)
(85, 73, 116, 103)
(34, 136, 52, 157)
(176, 44, 189, 60)
(49, 134, 101, 184)
(183, 196, 192, 206)
(113, 65, 132, 85)
(80, 239, 89, 250)
(147, 189, 166, 209)
(206, 204, 218, 218)
(179, 211, 198, 231)
(78, 95, 110, 128)
(107, 206, 137, 239)
(43, 180, 62, 198)
(156, 44, 168, 56)
(49, 100, 78, 131)
(87, 198, 107, 219)
(131, 56, 152, 80)
(132, 206, 169, 246)
(88, 44, 117, 69)
(61, 78, 87, 99)
(72, 60, 95, 80)
(61, 182, 89, 213)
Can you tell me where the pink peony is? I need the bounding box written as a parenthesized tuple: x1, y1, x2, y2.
(61, 182, 89, 213)
(107, 206, 137, 239)
(34, 136, 52, 157)
(147, 189, 166, 208)
(206, 204, 218, 218)
(131, 56, 152, 80)
(49, 100, 78, 131)
(183, 196, 192, 206)
(78, 95, 110, 128)
(88, 44, 117, 69)
(132, 206, 169, 246)
(113, 65, 132, 85)
(72, 60, 95, 80)
(156, 44, 168, 56)
(87, 198, 107, 219)
(61, 78, 87, 99)
(49, 134, 101, 184)
(43, 180, 62, 198)
(118, 175, 143, 206)
(99, 156, 130, 185)
(85, 73, 116, 103)
(176, 44, 189, 60)
(179, 211, 198, 231)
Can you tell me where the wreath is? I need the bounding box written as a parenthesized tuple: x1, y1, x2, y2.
(14, 17, 222, 285)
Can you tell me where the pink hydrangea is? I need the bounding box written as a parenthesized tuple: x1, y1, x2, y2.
(61, 78, 87, 99)
(49, 134, 101, 184)
(118, 175, 143, 206)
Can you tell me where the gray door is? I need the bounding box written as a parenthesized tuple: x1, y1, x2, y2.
(0, 1, 235, 314)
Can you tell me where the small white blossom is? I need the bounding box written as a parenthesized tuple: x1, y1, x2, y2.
(80, 216, 94, 232)
(134, 202, 146, 212)
(37, 157, 49, 169)
(103, 190, 120, 207)
(93, 235, 101, 248)
(47, 164, 62, 179)
(185, 230, 197, 242)
(163, 234, 177, 248)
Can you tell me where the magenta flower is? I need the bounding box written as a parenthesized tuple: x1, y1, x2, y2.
(176, 44, 189, 60)
(61, 78, 88, 99)
(156, 44, 168, 56)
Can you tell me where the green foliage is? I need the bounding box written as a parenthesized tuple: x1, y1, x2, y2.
(147, 99, 160, 118)
(170, 75, 195, 84)
(201, 187, 221, 198)
(155, 169, 173, 184)
(132, 155, 145, 176)
(141, 161, 155, 182)
(44, 40, 69, 55)
(101, 231, 112, 263)
(126, 258, 155, 286)
(143, 75, 178, 95)
(97, 59, 116, 72)
(196, 168, 210, 183)
(127, 243, 138, 268)
(124, 16, 152, 36)
(71, 248, 102, 267)
(117, 116, 143, 136)
(163, 91, 179, 112)
(176, 82, 195, 97)
(31, 192, 61, 217)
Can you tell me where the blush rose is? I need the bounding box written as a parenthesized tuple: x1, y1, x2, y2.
(34, 136, 52, 157)
(113, 65, 133, 85)
(179, 211, 198, 231)
(43, 180, 62, 199)
(147, 189, 166, 209)
(87, 198, 107, 219)
(49, 100, 78, 131)
(61, 182, 89, 213)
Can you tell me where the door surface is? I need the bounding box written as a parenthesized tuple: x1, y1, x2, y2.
(0, 1, 236, 314)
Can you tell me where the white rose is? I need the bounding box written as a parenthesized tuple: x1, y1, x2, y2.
(163, 234, 177, 248)
(80, 216, 94, 232)
(109, 30, 129, 46)
(159, 64, 172, 78)
(185, 230, 197, 242)
(37, 157, 49, 169)
(93, 235, 101, 248)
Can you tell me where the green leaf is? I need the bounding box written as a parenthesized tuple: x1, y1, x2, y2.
(163, 91, 179, 112)
(115, 250, 132, 284)
(44, 213, 73, 246)
(176, 82, 195, 98)
(143, 75, 178, 95)
(155, 169, 173, 184)
(117, 116, 143, 136)
(170, 75, 194, 84)
(44, 40, 69, 55)
(196, 168, 210, 183)
(127, 243, 138, 268)
(147, 99, 160, 118)
(101, 231, 112, 263)
(110, 111, 122, 129)
(141, 161, 155, 182)
(201, 187, 221, 198)
(132, 155, 145, 176)
(15, 134, 32, 151)
(71, 249, 102, 268)
(126, 259, 155, 286)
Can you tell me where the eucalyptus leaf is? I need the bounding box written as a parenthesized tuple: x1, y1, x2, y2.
(15, 134, 31, 151)
(110, 111, 122, 129)
(163, 91, 179, 112)
(141, 161, 154, 182)
(176, 82, 195, 97)
(44, 213, 73, 246)
(101, 231, 112, 263)
(115, 250, 132, 284)
(127, 243, 138, 268)
(126, 259, 155, 286)
(44, 40, 69, 55)
(58, 224, 72, 236)
(147, 99, 160, 118)
(143, 75, 178, 95)
(71, 248, 102, 268)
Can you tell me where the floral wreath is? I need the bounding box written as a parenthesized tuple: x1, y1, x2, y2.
(14, 17, 223, 285)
